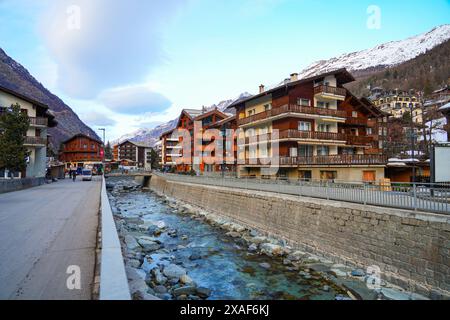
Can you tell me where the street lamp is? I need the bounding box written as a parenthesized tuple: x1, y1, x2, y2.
(408, 103, 416, 183)
(98, 128, 106, 163)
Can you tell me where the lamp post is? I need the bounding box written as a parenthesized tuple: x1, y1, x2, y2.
(409, 103, 416, 183)
(98, 128, 106, 163)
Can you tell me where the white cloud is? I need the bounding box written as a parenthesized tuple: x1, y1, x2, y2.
(38, 0, 188, 98)
(98, 84, 172, 115)
(81, 111, 117, 127)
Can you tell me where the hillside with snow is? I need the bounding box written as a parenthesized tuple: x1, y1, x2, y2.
(299, 24, 450, 78)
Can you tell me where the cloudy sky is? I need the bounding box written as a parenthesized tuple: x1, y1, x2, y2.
(0, 0, 449, 141)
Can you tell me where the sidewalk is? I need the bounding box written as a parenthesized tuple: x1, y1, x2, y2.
(0, 177, 101, 300)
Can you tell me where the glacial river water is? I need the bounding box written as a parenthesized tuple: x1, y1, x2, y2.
(109, 179, 352, 300)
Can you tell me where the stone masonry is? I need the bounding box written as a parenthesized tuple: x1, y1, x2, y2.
(149, 175, 450, 299)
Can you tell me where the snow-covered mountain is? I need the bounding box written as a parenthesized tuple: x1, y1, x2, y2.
(299, 24, 450, 78)
(112, 93, 252, 147)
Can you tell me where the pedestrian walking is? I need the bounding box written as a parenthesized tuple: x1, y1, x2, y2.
(72, 171, 77, 182)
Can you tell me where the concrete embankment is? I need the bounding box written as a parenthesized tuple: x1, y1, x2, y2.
(148, 174, 450, 299)
(99, 177, 131, 300)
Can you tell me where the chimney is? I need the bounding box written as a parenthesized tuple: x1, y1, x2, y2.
(284, 78, 290, 85)
(290, 73, 298, 82)
(259, 84, 265, 94)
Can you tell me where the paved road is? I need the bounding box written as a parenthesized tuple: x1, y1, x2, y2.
(0, 177, 101, 300)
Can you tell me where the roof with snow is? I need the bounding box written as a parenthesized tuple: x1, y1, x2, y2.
(440, 102, 450, 111)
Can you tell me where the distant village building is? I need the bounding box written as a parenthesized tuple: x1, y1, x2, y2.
(369, 87, 423, 124)
(0, 85, 57, 178)
(117, 140, 153, 169)
(59, 134, 104, 170)
(112, 143, 119, 161)
(438, 102, 450, 142)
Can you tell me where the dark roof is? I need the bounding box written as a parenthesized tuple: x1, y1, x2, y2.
(62, 133, 103, 145)
(227, 68, 355, 109)
(118, 139, 151, 148)
(0, 84, 58, 127)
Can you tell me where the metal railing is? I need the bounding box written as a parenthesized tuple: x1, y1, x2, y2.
(29, 117, 48, 126)
(154, 172, 450, 215)
(24, 136, 47, 145)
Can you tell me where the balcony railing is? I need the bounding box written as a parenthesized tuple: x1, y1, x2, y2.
(279, 154, 387, 166)
(244, 155, 386, 166)
(345, 117, 368, 126)
(29, 117, 48, 126)
(346, 135, 374, 146)
(245, 130, 347, 144)
(238, 104, 347, 126)
(314, 85, 347, 97)
(24, 136, 47, 145)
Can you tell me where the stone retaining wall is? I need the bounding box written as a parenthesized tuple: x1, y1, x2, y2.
(149, 174, 450, 299)
(0, 177, 45, 194)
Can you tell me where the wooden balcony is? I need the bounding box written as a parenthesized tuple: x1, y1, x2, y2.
(280, 154, 387, 166)
(29, 117, 48, 127)
(24, 136, 47, 146)
(314, 85, 347, 99)
(245, 130, 347, 144)
(238, 104, 347, 126)
(345, 117, 368, 126)
(346, 135, 374, 146)
(244, 154, 386, 166)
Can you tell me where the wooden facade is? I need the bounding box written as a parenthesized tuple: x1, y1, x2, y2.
(229, 69, 388, 182)
(59, 134, 104, 166)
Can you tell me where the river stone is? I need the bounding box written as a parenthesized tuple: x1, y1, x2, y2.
(248, 243, 258, 252)
(138, 237, 161, 252)
(173, 286, 197, 296)
(154, 270, 168, 285)
(124, 235, 140, 251)
(196, 287, 212, 299)
(351, 269, 366, 277)
(260, 243, 285, 257)
(259, 262, 271, 270)
(128, 259, 141, 268)
(226, 231, 241, 238)
(250, 236, 269, 245)
(180, 274, 194, 285)
(188, 252, 202, 261)
(163, 264, 187, 279)
(154, 285, 168, 294)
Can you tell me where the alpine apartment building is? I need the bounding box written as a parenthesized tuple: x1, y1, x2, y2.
(228, 69, 387, 182)
(59, 133, 104, 169)
(0, 85, 57, 178)
(117, 140, 153, 169)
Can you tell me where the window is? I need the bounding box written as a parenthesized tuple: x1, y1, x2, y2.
(298, 121, 311, 131)
(264, 103, 272, 111)
(317, 101, 330, 109)
(290, 148, 298, 157)
(318, 124, 331, 132)
(317, 146, 330, 156)
(366, 127, 373, 135)
(247, 109, 255, 117)
(298, 170, 312, 181)
(320, 171, 337, 181)
(297, 98, 311, 107)
(352, 111, 358, 118)
(299, 145, 314, 157)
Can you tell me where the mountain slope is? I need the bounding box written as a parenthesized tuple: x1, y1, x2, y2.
(299, 24, 450, 79)
(346, 39, 450, 97)
(0, 48, 100, 149)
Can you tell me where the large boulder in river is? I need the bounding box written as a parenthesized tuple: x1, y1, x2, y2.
(137, 236, 161, 252)
(163, 264, 187, 279)
(260, 243, 286, 257)
(124, 235, 140, 251)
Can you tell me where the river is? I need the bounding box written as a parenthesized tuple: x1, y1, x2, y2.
(107, 177, 354, 300)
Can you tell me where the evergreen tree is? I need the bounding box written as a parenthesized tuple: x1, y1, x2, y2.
(0, 103, 30, 176)
(104, 141, 113, 159)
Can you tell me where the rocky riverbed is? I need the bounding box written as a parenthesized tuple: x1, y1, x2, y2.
(106, 177, 428, 301)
